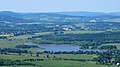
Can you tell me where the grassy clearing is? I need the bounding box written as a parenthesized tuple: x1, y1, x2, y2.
(0, 32, 53, 48)
(0, 54, 117, 67)
(0, 39, 26, 48)
(34, 32, 53, 36)
(9, 35, 32, 39)
(0, 34, 13, 37)
(0, 61, 117, 67)
(102, 43, 120, 49)
(33, 61, 117, 67)
(8, 32, 53, 40)
(0, 54, 96, 60)
(48, 54, 97, 60)
(63, 30, 103, 34)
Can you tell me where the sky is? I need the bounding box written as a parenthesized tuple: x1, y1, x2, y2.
(0, 0, 120, 13)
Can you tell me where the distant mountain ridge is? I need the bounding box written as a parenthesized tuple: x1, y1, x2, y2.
(55, 11, 120, 16)
(0, 11, 120, 17)
(0, 11, 72, 23)
(0, 11, 120, 23)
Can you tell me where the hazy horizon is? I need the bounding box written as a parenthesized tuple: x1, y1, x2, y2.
(0, 0, 120, 13)
(1, 11, 120, 14)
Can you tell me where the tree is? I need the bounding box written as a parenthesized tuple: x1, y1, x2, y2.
(29, 51, 33, 56)
(47, 55, 49, 58)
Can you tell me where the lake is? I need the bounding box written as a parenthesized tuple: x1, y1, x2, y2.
(25, 44, 106, 52)
(38, 45, 80, 52)
(37, 45, 107, 52)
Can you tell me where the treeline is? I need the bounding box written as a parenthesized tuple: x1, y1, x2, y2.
(0, 23, 53, 36)
(0, 59, 35, 66)
(41, 50, 105, 54)
(16, 45, 39, 49)
(23, 58, 91, 62)
(94, 50, 120, 66)
(99, 45, 117, 50)
(31, 31, 120, 49)
(0, 48, 28, 54)
(0, 36, 7, 39)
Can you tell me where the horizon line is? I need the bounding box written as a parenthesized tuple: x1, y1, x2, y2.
(0, 10, 120, 13)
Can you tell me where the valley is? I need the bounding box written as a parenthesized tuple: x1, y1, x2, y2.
(0, 11, 120, 67)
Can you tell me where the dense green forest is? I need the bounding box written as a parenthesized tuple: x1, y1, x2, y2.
(30, 31, 120, 49)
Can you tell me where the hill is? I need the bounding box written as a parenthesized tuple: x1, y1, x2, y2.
(0, 11, 120, 23)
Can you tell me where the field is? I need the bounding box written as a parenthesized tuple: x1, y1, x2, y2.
(0, 54, 117, 67)
(0, 61, 118, 67)
(63, 30, 103, 34)
(0, 54, 96, 60)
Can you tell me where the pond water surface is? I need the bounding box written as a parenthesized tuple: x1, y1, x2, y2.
(38, 45, 80, 52)
(25, 44, 106, 52)
(38, 45, 106, 52)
